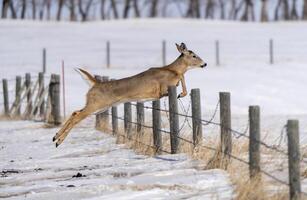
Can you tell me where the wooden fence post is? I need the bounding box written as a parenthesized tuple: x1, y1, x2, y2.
(191, 88, 202, 146)
(94, 75, 103, 129)
(38, 72, 45, 118)
(47, 74, 61, 125)
(112, 104, 118, 136)
(249, 106, 261, 180)
(42, 48, 46, 73)
(168, 86, 179, 154)
(2, 79, 9, 115)
(287, 120, 301, 200)
(162, 40, 166, 65)
(136, 102, 144, 135)
(15, 76, 22, 116)
(124, 102, 132, 138)
(25, 73, 32, 117)
(270, 39, 274, 64)
(106, 41, 110, 68)
(216, 40, 220, 66)
(152, 100, 162, 153)
(219, 92, 232, 166)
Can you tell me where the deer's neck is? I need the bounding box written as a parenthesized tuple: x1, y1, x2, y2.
(165, 56, 188, 75)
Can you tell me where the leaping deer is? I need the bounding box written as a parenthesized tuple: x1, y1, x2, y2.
(53, 43, 207, 147)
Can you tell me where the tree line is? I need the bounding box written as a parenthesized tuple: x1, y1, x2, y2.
(1, 0, 307, 22)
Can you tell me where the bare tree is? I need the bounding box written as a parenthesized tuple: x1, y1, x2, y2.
(67, 0, 77, 21)
(228, 0, 236, 19)
(219, 0, 226, 19)
(260, 0, 268, 22)
(1, 0, 10, 18)
(275, 0, 290, 20)
(205, 0, 215, 19)
(110, 0, 118, 19)
(304, 0, 307, 20)
(187, 0, 200, 18)
(46, 0, 51, 20)
(291, 0, 298, 20)
(150, 0, 158, 17)
(32, 0, 37, 19)
(57, 0, 65, 21)
(21, 0, 27, 19)
(241, 0, 254, 21)
(78, 0, 93, 21)
(100, 0, 106, 19)
(123, 0, 131, 18)
(132, 0, 140, 17)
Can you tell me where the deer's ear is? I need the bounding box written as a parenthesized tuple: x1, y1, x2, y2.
(176, 43, 188, 53)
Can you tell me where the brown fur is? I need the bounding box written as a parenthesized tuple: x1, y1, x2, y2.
(53, 43, 206, 147)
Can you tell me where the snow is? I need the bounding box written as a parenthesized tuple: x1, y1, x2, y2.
(0, 119, 233, 199)
(1, 19, 307, 198)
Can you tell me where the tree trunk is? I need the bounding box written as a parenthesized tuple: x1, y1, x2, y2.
(9, 0, 16, 19)
(241, 0, 254, 21)
(46, 0, 51, 20)
(187, 0, 200, 18)
(1, 0, 10, 18)
(110, 0, 118, 19)
(56, 0, 64, 21)
(150, 0, 158, 17)
(219, 0, 225, 19)
(32, 0, 36, 19)
(21, 0, 27, 19)
(260, 0, 268, 22)
(291, 0, 298, 20)
(228, 0, 236, 19)
(132, 0, 140, 17)
(78, 0, 93, 21)
(282, 0, 290, 20)
(205, 0, 215, 19)
(123, 0, 131, 18)
(303, 0, 307, 20)
(274, 0, 282, 20)
(100, 0, 105, 19)
(69, 0, 76, 21)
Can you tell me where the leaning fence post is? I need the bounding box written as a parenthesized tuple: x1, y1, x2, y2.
(106, 41, 110, 68)
(38, 72, 45, 118)
(219, 92, 232, 166)
(168, 86, 179, 154)
(136, 102, 144, 135)
(2, 79, 9, 116)
(162, 40, 166, 65)
(15, 76, 22, 116)
(216, 40, 220, 66)
(42, 48, 46, 73)
(249, 106, 261, 180)
(25, 73, 32, 117)
(287, 120, 301, 200)
(152, 100, 162, 153)
(270, 39, 274, 64)
(124, 102, 132, 138)
(191, 88, 202, 146)
(111, 104, 118, 136)
(47, 74, 61, 125)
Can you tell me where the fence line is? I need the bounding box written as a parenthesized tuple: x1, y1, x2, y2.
(95, 85, 306, 198)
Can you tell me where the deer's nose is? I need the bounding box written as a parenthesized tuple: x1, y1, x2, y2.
(201, 63, 207, 68)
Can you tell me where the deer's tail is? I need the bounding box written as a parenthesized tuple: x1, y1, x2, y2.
(75, 68, 96, 87)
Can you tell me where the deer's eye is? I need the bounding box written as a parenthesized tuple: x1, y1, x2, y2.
(193, 55, 197, 58)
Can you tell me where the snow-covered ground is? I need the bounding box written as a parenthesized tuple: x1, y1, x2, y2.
(0, 118, 233, 199)
(1, 19, 307, 199)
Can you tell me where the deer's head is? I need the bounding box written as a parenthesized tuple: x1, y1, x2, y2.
(176, 43, 207, 69)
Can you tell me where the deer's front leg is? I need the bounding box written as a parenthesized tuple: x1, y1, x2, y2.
(177, 75, 187, 99)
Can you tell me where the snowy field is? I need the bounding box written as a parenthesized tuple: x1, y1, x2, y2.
(0, 118, 233, 199)
(1, 19, 307, 199)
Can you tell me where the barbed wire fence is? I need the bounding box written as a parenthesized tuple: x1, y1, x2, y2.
(93, 76, 306, 199)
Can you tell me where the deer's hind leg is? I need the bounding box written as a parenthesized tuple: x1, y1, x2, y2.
(53, 105, 97, 147)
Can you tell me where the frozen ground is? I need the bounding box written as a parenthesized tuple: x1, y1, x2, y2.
(1, 19, 307, 199)
(0, 118, 233, 199)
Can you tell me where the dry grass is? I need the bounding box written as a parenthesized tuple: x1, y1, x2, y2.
(97, 123, 302, 199)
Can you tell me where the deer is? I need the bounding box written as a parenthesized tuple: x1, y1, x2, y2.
(53, 43, 207, 147)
